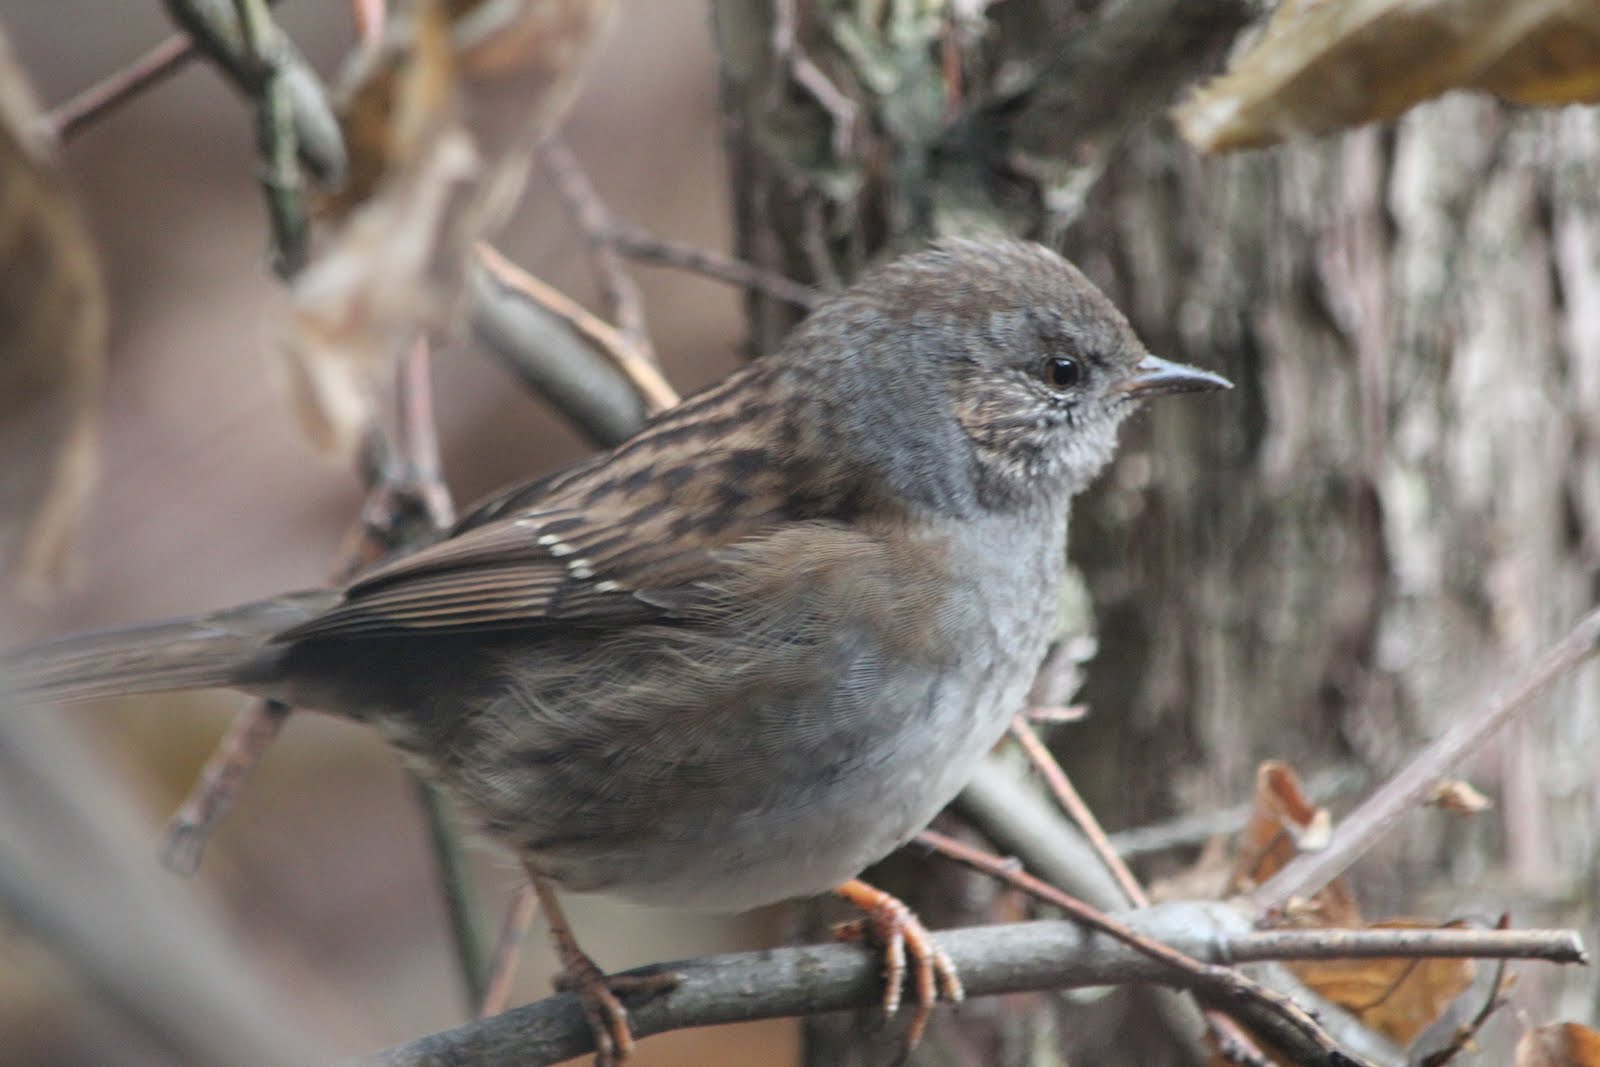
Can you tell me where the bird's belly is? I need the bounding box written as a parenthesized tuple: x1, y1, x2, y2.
(512, 619, 1048, 910)
(624, 679, 1013, 909)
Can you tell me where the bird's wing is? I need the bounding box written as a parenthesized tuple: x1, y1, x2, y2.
(273, 430, 810, 642)
(273, 497, 757, 641)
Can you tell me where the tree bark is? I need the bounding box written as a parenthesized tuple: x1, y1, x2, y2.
(711, 3, 1600, 1064)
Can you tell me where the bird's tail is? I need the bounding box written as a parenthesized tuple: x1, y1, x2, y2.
(3, 591, 340, 705)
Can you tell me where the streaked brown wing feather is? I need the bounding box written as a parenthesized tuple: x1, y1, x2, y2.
(273, 359, 870, 643)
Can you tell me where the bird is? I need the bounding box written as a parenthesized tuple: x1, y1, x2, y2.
(5, 237, 1229, 1063)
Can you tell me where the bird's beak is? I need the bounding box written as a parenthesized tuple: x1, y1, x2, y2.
(1121, 353, 1233, 398)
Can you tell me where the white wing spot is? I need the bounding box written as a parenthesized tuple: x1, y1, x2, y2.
(594, 580, 622, 593)
(569, 559, 594, 580)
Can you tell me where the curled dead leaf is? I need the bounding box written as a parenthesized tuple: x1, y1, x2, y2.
(282, 0, 615, 458)
(1428, 778, 1493, 815)
(1229, 760, 1358, 925)
(1289, 920, 1476, 1047)
(1517, 1021, 1600, 1067)
(1176, 0, 1600, 153)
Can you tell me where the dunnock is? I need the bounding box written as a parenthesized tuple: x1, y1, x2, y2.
(7, 238, 1228, 1062)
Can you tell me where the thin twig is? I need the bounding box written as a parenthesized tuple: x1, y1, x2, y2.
(161, 344, 467, 885)
(1252, 605, 1600, 912)
(603, 220, 823, 310)
(771, 0, 856, 158)
(480, 886, 540, 1018)
(1108, 765, 1368, 860)
(474, 242, 680, 412)
(918, 830, 1379, 1067)
(1002, 722, 1274, 1067)
(361, 907, 1582, 1067)
(1011, 714, 1147, 907)
(351, 0, 387, 46)
(1025, 703, 1087, 724)
(46, 36, 196, 141)
(539, 138, 655, 360)
(1418, 916, 1515, 1067)
(160, 699, 292, 875)
(373, 339, 494, 1014)
(1233, 926, 1584, 964)
(395, 337, 454, 529)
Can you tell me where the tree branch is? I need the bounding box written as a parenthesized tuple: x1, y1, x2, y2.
(162, 0, 346, 184)
(1252, 605, 1600, 911)
(360, 909, 1584, 1067)
(45, 35, 196, 140)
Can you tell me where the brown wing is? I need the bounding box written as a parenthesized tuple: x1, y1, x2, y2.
(275, 354, 880, 643)
(273, 497, 741, 641)
(274, 396, 814, 641)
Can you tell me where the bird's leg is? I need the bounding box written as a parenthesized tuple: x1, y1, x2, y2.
(526, 870, 675, 1066)
(832, 878, 964, 1048)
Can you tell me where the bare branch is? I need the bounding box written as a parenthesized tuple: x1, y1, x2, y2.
(918, 830, 1371, 1067)
(160, 698, 291, 875)
(45, 35, 195, 141)
(539, 137, 655, 359)
(1011, 714, 1146, 907)
(468, 255, 649, 448)
(162, 0, 346, 183)
(474, 242, 680, 413)
(604, 220, 823, 310)
(480, 886, 539, 1018)
(361, 908, 1583, 1067)
(1252, 605, 1600, 912)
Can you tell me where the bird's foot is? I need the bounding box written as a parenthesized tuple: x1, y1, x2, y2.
(550, 954, 677, 1066)
(528, 871, 676, 1066)
(833, 878, 964, 1048)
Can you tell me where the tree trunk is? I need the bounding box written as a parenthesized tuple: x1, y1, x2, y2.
(711, 3, 1600, 1063)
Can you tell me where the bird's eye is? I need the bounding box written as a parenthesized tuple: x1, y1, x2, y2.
(1040, 356, 1082, 391)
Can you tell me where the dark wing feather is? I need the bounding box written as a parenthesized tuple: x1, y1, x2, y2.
(275, 358, 848, 644)
(274, 506, 695, 641)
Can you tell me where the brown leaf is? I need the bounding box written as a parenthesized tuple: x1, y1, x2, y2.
(284, 0, 615, 457)
(282, 0, 469, 456)
(1428, 778, 1493, 815)
(1290, 920, 1476, 1047)
(1517, 1022, 1600, 1067)
(325, 0, 459, 219)
(0, 24, 106, 594)
(1175, 0, 1600, 153)
(1228, 761, 1360, 926)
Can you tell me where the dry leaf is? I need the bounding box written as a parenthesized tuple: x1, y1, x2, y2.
(1228, 761, 1359, 925)
(325, 0, 460, 218)
(282, 0, 469, 456)
(1176, 0, 1600, 153)
(1428, 778, 1493, 815)
(0, 24, 106, 594)
(282, 0, 615, 457)
(1517, 1022, 1600, 1067)
(1291, 920, 1476, 1046)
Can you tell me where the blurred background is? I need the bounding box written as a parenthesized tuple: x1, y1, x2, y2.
(0, 3, 789, 1065)
(2, 2, 1598, 1066)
